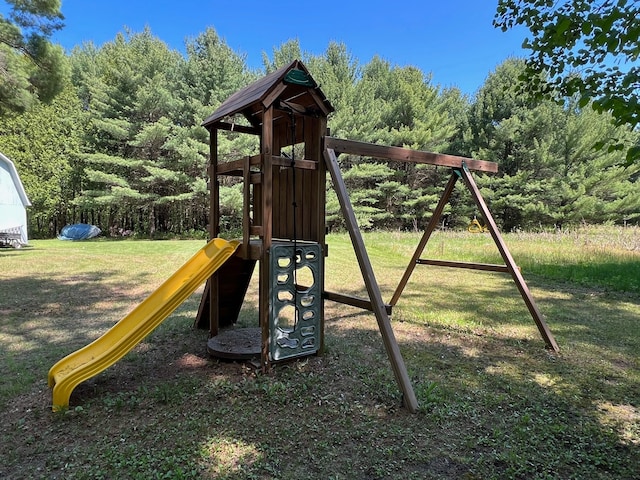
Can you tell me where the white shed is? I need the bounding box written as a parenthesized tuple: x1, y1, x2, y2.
(0, 152, 31, 246)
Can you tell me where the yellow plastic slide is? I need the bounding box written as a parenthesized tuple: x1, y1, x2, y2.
(48, 238, 240, 411)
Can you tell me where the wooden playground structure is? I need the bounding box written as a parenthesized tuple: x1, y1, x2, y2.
(196, 60, 559, 413)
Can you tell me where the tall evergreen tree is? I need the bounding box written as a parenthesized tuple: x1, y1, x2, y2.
(468, 58, 640, 230)
(70, 29, 195, 235)
(0, 0, 67, 114)
(180, 27, 255, 233)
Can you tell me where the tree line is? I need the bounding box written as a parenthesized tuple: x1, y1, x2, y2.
(1, 27, 638, 238)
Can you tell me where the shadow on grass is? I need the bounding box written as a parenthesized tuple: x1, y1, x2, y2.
(0, 264, 209, 406)
(2, 242, 639, 479)
(317, 275, 639, 477)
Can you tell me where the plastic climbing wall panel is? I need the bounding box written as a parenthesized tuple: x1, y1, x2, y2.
(269, 241, 322, 361)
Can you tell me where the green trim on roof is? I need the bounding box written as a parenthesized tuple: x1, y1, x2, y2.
(284, 68, 316, 87)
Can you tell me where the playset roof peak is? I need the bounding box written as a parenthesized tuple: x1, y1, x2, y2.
(202, 60, 334, 129)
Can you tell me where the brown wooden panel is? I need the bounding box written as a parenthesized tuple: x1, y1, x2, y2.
(260, 107, 274, 370)
(217, 159, 244, 175)
(243, 156, 250, 247)
(324, 290, 392, 315)
(324, 136, 498, 173)
(416, 258, 512, 273)
(272, 156, 317, 170)
(262, 82, 288, 110)
(215, 121, 260, 135)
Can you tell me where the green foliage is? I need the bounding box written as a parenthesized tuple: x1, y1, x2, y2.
(0, 83, 84, 236)
(4, 23, 639, 237)
(69, 29, 240, 236)
(467, 58, 640, 230)
(0, 0, 67, 113)
(494, 0, 640, 163)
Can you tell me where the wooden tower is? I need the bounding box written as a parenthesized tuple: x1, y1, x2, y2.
(197, 60, 333, 369)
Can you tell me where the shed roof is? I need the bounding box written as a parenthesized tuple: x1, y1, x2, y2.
(202, 60, 333, 129)
(0, 152, 31, 207)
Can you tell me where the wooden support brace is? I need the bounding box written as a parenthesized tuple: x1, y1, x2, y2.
(391, 172, 459, 306)
(458, 166, 559, 352)
(391, 166, 559, 352)
(416, 258, 513, 273)
(324, 147, 418, 413)
(324, 290, 393, 315)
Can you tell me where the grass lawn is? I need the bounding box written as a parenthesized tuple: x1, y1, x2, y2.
(1, 227, 638, 479)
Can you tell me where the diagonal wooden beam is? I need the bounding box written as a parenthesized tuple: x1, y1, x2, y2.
(324, 147, 419, 413)
(458, 166, 559, 352)
(391, 171, 460, 306)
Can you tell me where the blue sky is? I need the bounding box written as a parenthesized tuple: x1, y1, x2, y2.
(47, 0, 530, 96)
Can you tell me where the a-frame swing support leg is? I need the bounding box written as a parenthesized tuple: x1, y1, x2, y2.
(391, 171, 459, 306)
(324, 147, 419, 413)
(392, 165, 559, 353)
(459, 166, 559, 352)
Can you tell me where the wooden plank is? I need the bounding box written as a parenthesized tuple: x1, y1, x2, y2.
(307, 88, 332, 116)
(272, 156, 317, 170)
(416, 258, 512, 273)
(215, 121, 260, 135)
(218, 155, 263, 175)
(243, 155, 250, 248)
(262, 82, 288, 110)
(195, 279, 211, 329)
(309, 116, 326, 353)
(217, 257, 256, 327)
(285, 165, 294, 239)
(391, 172, 459, 306)
(209, 129, 220, 336)
(217, 158, 244, 176)
(272, 163, 282, 237)
(304, 120, 315, 240)
(253, 155, 263, 233)
(459, 166, 559, 352)
(210, 129, 219, 239)
(260, 106, 274, 370)
(324, 147, 418, 413)
(324, 136, 498, 173)
(324, 290, 393, 315)
(303, 168, 312, 239)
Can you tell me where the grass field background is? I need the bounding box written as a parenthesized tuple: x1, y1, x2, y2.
(1, 227, 638, 479)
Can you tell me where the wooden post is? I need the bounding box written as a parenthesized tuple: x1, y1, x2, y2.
(260, 106, 274, 370)
(459, 166, 559, 352)
(209, 128, 220, 337)
(310, 117, 327, 354)
(324, 147, 418, 413)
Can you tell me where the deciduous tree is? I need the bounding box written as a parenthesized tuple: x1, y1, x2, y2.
(494, 0, 640, 162)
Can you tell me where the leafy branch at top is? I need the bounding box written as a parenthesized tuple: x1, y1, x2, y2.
(494, 0, 640, 163)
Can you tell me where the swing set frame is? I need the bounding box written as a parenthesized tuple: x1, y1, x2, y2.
(200, 60, 558, 413)
(323, 137, 559, 412)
